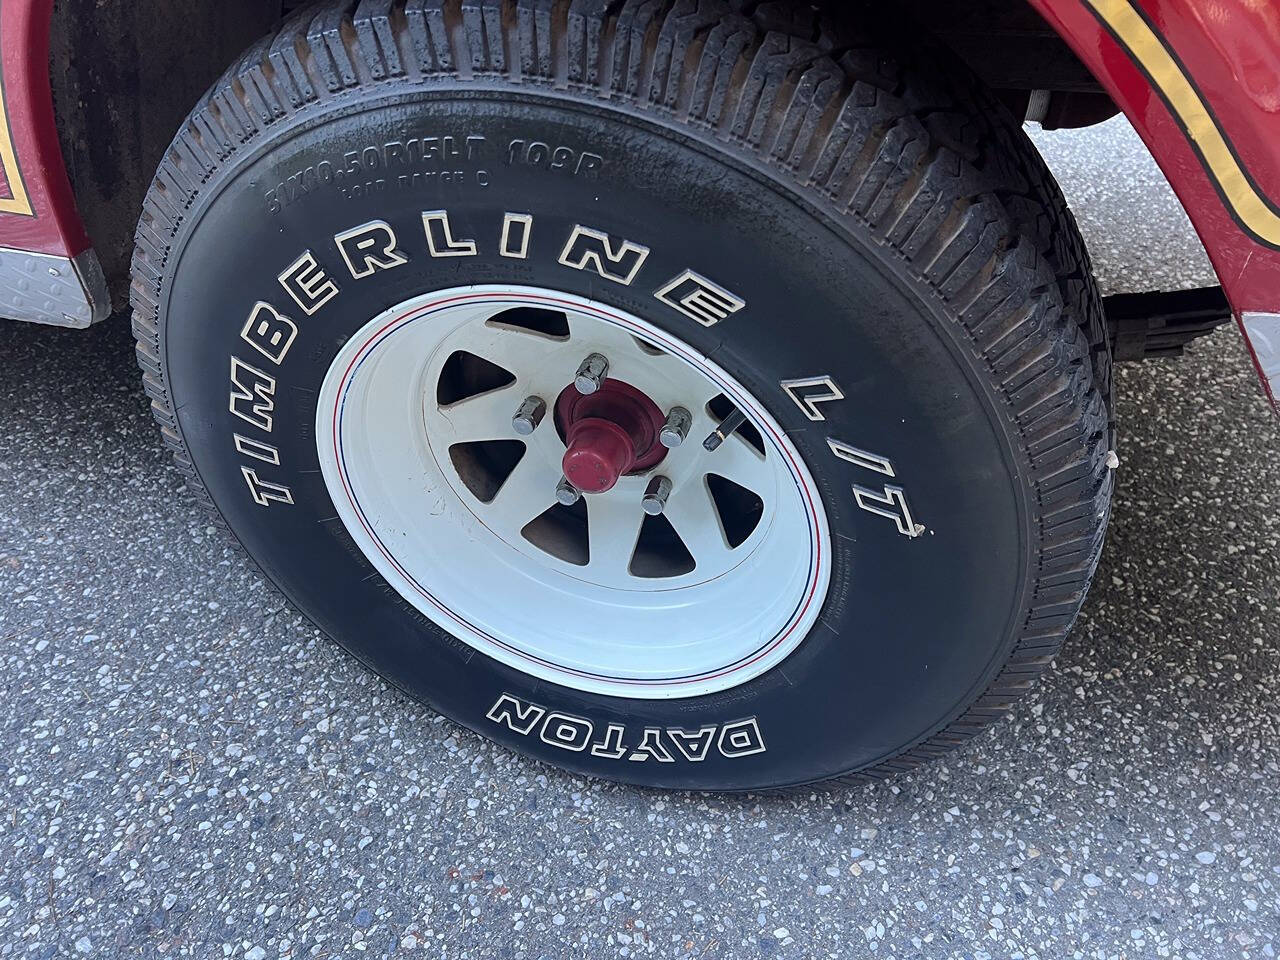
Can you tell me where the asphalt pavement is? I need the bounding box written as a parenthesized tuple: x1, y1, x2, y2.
(1, 116, 1277, 959)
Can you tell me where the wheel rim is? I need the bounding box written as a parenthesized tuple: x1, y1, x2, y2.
(315, 286, 831, 698)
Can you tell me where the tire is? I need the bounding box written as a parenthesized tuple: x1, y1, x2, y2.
(130, 0, 1113, 790)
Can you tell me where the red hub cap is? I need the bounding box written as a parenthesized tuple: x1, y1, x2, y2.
(556, 379, 668, 493)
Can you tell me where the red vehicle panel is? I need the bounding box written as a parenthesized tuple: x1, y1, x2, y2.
(0, 0, 85, 255)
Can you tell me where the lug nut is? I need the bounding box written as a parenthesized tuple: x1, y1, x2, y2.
(574, 353, 610, 395)
(659, 406, 692, 449)
(511, 395, 546, 435)
(641, 475, 672, 515)
(556, 476, 582, 506)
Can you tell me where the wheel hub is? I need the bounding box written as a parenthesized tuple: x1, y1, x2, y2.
(556, 378, 667, 493)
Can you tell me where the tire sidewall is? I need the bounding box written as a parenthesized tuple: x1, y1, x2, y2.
(159, 85, 1031, 789)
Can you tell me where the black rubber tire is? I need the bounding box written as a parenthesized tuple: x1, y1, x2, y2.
(130, 0, 1113, 790)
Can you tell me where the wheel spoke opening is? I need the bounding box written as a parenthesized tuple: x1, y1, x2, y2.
(706, 473, 765, 548)
(629, 511, 696, 579)
(437, 350, 516, 405)
(632, 335, 666, 356)
(486, 306, 570, 339)
(447, 440, 526, 503)
(521, 498, 589, 566)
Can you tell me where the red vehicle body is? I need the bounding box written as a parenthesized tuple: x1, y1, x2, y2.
(3, 0, 1276, 407)
(0, 0, 102, 324)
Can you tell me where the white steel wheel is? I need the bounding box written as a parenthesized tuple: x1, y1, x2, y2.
(315, 286, 830, 699)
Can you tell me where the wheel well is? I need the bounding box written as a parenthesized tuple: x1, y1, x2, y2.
(48, 0, 1114, 297)
(48, 0, 282, 299)
(892, 0, 1117, 126)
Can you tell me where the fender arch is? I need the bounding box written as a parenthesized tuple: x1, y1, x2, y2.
(1031, 0, 1280, 407)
